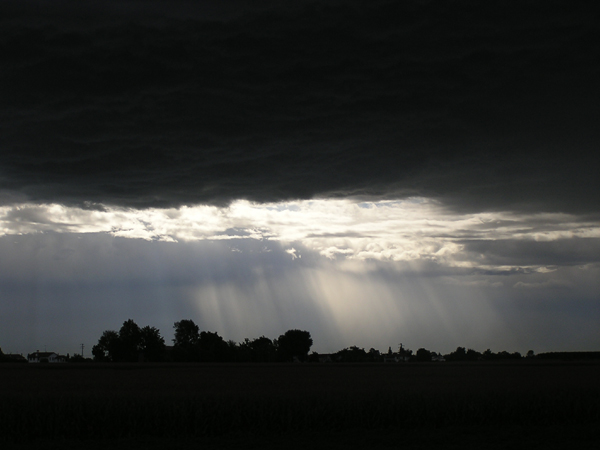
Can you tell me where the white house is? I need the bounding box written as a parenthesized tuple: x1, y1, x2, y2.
(27, 351, 66, 363)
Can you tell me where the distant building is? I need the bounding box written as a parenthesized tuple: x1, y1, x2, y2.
(27, 351, 66, 363)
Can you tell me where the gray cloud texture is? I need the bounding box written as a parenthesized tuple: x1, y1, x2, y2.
(1, 232, 598, 356)
(1, 0, 599, 212)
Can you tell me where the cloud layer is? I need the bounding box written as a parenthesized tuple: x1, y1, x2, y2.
(3, 199, 600, 272)
(1, 0, 599, 212)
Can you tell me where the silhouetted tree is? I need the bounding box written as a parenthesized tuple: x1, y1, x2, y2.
(173, 320, 200, 346)
(536, 351, 600, 361)
(118, 319, 142, 362)
(466, 348, 482, 361)
(308, 351, 321, 363)
(92, 330, 120, 362)
(497, 350, 511, 359)
(246, 336, 277, 362)
(276, 329, 313, 362)
(398, 344, 413, 359)
(446, 347, 467, 362)
(368, 348, 381, 362)
(415, 348, 432, 362)
(489, 350, 522, 360)
(139, 325, 166, 362)
(236, 339, 253, 362)
(336, 346, 369, 362)
(198, 331, 229, 362)
(173, 319, 200, 361)
(92, 320, 165, 362)
(225, 340, 240, 362)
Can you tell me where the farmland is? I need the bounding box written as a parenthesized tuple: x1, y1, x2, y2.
(1, 362, 599, 449)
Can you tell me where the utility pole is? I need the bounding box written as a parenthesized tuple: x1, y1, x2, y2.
(81, 343, 84, 357)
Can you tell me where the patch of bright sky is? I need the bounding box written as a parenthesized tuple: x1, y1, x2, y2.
(1, 198, 599, 271)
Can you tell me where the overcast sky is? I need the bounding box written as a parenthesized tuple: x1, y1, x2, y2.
(1, 0, 599, 357)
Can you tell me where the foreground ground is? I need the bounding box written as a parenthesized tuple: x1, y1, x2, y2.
(1, 362, 599, 449)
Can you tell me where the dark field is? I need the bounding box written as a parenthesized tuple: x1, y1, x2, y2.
(2, 362, 599, 449)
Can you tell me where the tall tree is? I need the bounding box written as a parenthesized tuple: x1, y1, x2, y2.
(118, 319, 142, 362)
(415, 348, 432, 362)
(173, 320, 200, 347)
(92, 330, 120, 362)
(276, 329, 313, 362)
(139, 325, 166, 362)
(247, 336, 277, 362)
(173, 319, 200, 361)
(198, 331, 229, 362)
(336, 346, 368, 363)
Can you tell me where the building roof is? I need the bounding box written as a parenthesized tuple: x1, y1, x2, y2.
(28, 351, 58, 358)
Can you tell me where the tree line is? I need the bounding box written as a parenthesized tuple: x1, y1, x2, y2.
(2, 324, 599, 363)
(91, 319, 313, 363)
(88, 319, 530, 364)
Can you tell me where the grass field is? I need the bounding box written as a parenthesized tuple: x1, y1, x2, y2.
(1, 362, 599, 449)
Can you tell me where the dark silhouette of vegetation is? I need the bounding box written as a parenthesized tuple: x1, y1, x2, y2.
(332, 346, 382, 363)
(276, 329, 313, 362)
(172, 320, 233, 362)
(415, 348, 432, 362)
(140, 325, 167, 362)
(239, 336, 278, 362)
(172, 319, 200, 361)
(396, 344, 413, 360)
(536, 351, 600, 361)
(92, 319, 165, 362)
(92, 320, 315, 363)
(0, 347, 27, 363)
(368, 348, 381, 361)
(67, 354, 91, 363)
(118, 319, 142, 362)
(92, 330, 119, 362)
(445, 347, 479, 361)
(198, 331, 230, 362)
(83, 317, 600, 365)
(335, 346, 369, 362)
(481, 349, 522, 361)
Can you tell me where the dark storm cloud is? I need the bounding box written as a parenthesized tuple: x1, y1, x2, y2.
(1, 0, 599, 212)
